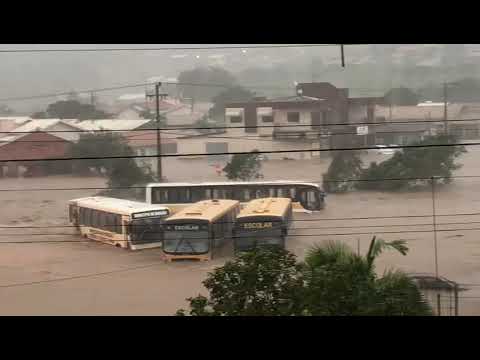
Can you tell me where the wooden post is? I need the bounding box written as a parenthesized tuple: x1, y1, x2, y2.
(437, 293, 441, 316)
(454, 283, 459, 316)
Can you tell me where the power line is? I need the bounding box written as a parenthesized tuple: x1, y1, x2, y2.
(0, 44, 336, 53)
(3, 117, 480, 135)
(1, 226, 479, 242)
(2, 127, 472, 144)
(2, 174, 480, 192)
(0, 140, 474, 163)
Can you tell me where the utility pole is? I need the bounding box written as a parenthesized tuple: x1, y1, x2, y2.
(146, 82, 168, 182)
(443, 82, 448, 135)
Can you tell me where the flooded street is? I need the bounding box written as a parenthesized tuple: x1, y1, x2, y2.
(2, 147, 480, 315)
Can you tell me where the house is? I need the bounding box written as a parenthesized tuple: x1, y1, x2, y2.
(0, 117, 32, 132)
(347, 101, 480, 146)
(0, 120, 82, 177)
(124, 130, 178, 175)
(223, 82, 359, 156)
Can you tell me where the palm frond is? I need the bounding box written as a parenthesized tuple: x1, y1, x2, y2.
(366, 236, 409, 269)
(305, 240, 355, 268)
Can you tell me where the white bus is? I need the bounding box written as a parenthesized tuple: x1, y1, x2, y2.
(68, 196, 170, 250)
(146, 180, 325, 213)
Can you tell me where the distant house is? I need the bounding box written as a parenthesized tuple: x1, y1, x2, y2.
(124, 130, 178, 176)
(0, 117, 32, 132)
(0, 119, 83, 177)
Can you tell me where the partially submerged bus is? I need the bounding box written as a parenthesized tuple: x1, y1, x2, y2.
(161, 199, 240, 261)
(146, 180, 325, 213)
(233, 197, 293, 252)
(68, 196, 170, 250)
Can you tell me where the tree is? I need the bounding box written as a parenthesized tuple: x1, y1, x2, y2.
(303, 236, 432, 316)
(223, 151, 263, 181)
(210, 86, 255, 122)
(383, 87, 420, 106)
(177, 238, 432, 316)
(69, 132, 153, 190)
(177, 66, 237, 102)
(176, 246, 307, 316)
(39, 100, 112, 120)
(356, 135, 467, 191)
(322, 151, 363, 193)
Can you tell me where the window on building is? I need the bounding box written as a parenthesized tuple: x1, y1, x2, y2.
(287, 112, 300, 123)
(230, 116, 242, 123)
(262, 115, 273, 123)
(161, 143, 177, 154)
(322, 111, 328, 125)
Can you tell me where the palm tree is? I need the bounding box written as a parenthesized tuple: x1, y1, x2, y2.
(304, 236, 432, 316)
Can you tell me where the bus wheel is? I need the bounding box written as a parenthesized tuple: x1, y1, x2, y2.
(115, 243, 122, 248)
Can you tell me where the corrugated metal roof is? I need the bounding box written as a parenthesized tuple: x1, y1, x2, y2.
(74, 119, 150, 131)
(267, 95, 324, 103)
(0, 119, 83, 146)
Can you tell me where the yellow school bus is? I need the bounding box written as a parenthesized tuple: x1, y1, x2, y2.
(68, 196, 170, 250)
(161, 199, 240, 261)
(233, 197, 293, 252)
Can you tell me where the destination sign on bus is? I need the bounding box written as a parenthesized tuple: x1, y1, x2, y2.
(173, 224, 200, 231)
(132, 210, 169, 219)
(242, 222, 273, 230)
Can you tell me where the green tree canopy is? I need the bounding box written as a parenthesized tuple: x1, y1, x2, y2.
(357, 135, 466, 191)
(177, 66, 237, 102)
(177, 237, 432, 316)
(383, 87, 420, 106)
(222, 152, 263, 181)
(33, 100, 112, 119)
(69, 132, 153, 190)
(322, 151, 363, 193)
(176, 247, 306, 316)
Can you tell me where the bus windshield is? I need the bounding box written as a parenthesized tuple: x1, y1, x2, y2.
(234, 226, 284, 250)
(130, 217, 164, 245)
(163, 230, 210, 255)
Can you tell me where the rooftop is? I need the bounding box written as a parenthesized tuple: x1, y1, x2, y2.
(237, 197, 292, 219)
(164, 199, 239, 222)
(69, 196, 170, 217)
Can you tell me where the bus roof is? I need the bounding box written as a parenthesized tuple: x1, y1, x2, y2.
(146, 180, 321, 188)
(237, 197, 292, 220)
(164, 199, 239, 223)
(68, 196, 170, 216)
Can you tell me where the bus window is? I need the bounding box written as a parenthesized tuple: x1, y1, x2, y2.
(178, 188, 190, 203)
(191, 188, 205, 202)
(256, 187, 268, 198)
(213, 189, 226, 199)
(79, 207, 85, 225)
(233, 188, 244, 201)
(244, 189, 251, 201)
(114, 214, 122, 234)
(269, 188, 277, 197)
(225, 187, 234, 200)
(98, 211, 106, 230)
(298, 188, 320, 211)
(84, 208, 92, 226)
(205, 188, 213, 199)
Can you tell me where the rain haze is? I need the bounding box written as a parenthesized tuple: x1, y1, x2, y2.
(1, 44, 480, 315)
